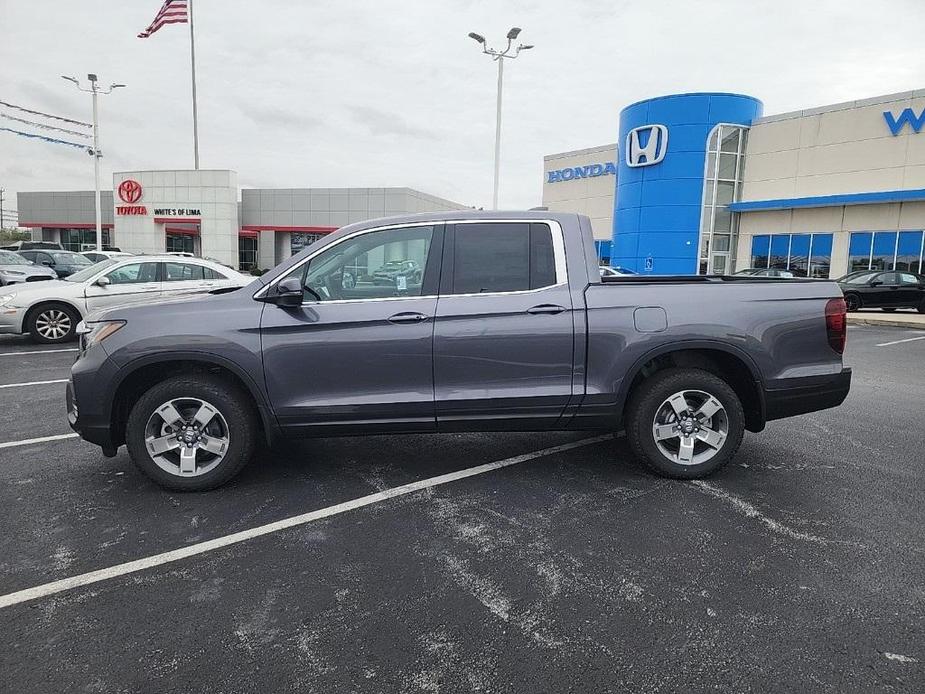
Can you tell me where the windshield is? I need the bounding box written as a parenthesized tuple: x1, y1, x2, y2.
(843, 272, 878, 284)
(65, 258, 118, 282)
(0, 251, 31, 265)
(51, 251, 93, 266)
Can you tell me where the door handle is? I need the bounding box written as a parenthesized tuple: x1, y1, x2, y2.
(388, 312, 428, 324)
(526, 304, 566, 315)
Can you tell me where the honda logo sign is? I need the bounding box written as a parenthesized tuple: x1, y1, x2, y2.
(625, 124, 669, 168)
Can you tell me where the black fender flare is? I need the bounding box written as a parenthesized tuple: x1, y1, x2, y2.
(106, 350, 280, 445)
(614, 339, 767, 429)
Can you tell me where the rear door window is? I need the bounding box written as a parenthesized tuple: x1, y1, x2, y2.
(164, 262, 205, 281)
(449, 222, 558, 294)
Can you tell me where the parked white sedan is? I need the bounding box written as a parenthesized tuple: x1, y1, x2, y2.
(0, 255, 251, 343)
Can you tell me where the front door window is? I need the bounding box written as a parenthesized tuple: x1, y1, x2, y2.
(282, 225, 435, 302)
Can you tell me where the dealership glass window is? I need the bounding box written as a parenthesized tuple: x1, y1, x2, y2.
(848, 232, 873, 272)
(166, 233, 195, 255)
(238, 236, 258, 271)
(290, 225, 434, 302)
(769, 235, 790, 269)
(848, 230, 925, 274)
(750, 235, 771, 268)
(290, 233, 325, 256)
(895, 231, 924, 273)
(749, 233, 832, 277)
(809, 233, 832, 278)
(787, 234, 810, 276)
(60, 228, 111, 252)
(698, 123, 748, 274)
(871, 231, 897, 270)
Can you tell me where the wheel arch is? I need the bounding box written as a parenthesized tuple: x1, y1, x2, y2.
(23, 298, 84, 328)
(843, 291, 862, 310)
(618, 341, 766, 432)
(108, 352, 277, 448)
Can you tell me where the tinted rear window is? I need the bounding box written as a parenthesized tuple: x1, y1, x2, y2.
(451, 223, 557, 294)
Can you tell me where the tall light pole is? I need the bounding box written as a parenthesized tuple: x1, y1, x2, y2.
(62, 75, 125, 251)
(468, 28, 533, 210)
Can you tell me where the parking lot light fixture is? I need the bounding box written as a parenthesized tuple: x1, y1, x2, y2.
(467, 27, 533, 210)
(60, 74, 125, 252)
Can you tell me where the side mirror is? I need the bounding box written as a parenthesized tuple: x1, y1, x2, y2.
(272, 276, 304, 307)
(95, 276, 111, 287)
(869, 280, 883, 287)
(42, 260, 54, 267)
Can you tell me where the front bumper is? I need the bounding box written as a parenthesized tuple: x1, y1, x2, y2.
(0, 307, 24, 334)
(764, 367, 852, 422)
(66, 346, 121, 453)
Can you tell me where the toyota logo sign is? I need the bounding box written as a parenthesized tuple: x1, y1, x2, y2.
(118, 179, 143, 203)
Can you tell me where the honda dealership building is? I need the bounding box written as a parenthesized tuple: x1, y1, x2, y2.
(18, 87, 925, 278)
(543, 87, 925, 277)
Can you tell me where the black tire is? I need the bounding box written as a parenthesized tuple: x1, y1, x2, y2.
(882, 307, 897, 313)
(27, 302, 80, 344)
(625, 368, 745, 479)
(844, 293, 861, 312)
(125, 374, 258, 491)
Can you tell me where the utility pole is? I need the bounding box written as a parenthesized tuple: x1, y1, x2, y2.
(0, 189, 4, 231)
(61, 75, 125, 251)
(467, 28, 534, 210)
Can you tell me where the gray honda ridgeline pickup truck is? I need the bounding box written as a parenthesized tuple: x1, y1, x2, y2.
(67, 211, 851, 491)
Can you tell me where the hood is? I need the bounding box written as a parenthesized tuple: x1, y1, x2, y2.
(85, 284, 253, 323)
(0, 264, 57, 276)
(0, 278, 82, 300)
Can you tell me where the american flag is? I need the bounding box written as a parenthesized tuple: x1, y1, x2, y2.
(137, 0, 189, 39)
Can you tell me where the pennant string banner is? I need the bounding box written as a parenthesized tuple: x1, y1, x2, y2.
(0, 100, 92, 128)
(0, 127, 89, 150)
(0, 112, 92, 138)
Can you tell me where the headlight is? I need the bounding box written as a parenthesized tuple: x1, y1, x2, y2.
(2, 271, 25, 276)
(77, 319, 125, 349)
(0, 293, 16, 306)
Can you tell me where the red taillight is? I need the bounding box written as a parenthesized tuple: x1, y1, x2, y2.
(825, 297, 847, 354)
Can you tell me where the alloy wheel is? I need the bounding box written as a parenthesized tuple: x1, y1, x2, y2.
(35, 309, 72, 341)
(651, 389, 729, 466)
(144, 397, 230, 478)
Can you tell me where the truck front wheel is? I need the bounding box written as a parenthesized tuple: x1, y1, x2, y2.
(625, 368, 745, 479)
(125, 374, 258, 491)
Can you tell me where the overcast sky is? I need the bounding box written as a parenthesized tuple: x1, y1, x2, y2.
(2, 0, 924, 218)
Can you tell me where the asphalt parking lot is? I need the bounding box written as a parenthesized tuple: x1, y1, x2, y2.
(0, 326, 922, 693)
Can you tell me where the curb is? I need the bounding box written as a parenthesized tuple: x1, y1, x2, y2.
(847, 315, 925, 329)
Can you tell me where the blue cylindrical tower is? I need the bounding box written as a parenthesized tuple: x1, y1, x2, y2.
(612, 92, 762, 274)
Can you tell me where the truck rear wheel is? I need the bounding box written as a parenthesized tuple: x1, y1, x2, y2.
(125, 374, 257, 491)
(625, 368, 745, 479)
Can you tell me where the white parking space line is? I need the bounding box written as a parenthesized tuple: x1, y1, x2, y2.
(0, 348, 78, 357)
(0, 433, 79, 449)
(0, 434, 611, 610)
(875, 335, 925, 347)
(0, 379, 68, 389)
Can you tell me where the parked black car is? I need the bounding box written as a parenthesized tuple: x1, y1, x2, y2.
(17, 249, 94, 278)
(0, 240, 64, 251)
(838, 270, 925, 312)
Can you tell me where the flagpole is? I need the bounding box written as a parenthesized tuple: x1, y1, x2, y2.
(188, 0, 200, 169)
